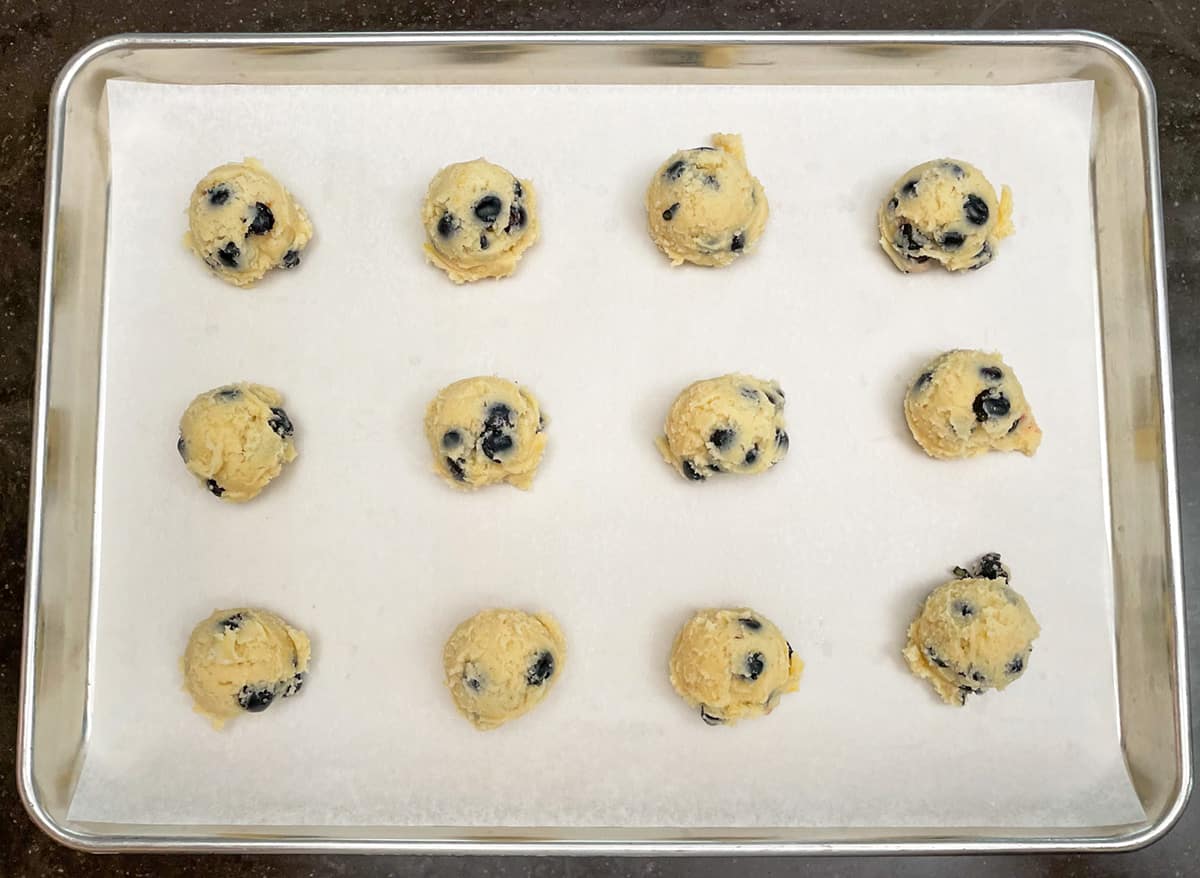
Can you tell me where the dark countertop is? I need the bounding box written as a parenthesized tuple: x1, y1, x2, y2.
(2, 2, 1198, 876)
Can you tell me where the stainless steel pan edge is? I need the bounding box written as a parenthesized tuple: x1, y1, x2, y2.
(17, 30, 1189, 855)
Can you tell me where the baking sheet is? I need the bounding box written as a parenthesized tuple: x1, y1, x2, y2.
(68, 79, 1144, 829)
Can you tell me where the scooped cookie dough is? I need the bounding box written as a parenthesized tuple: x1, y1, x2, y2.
(425, 376, 547, 490)
(669, 608, 802, 725)
(657, 374, 788, 481)
(182, 607, 311, 729)
(184, 158, 313, 287)
(878, 158, 1013, 273)
(178, 382, 297, 502)
(443, 609, 566, 730)
(421, 159, 539, 283)
(645, 133, 769, 267)
(904, 350, 1041, 460)
(903, 554, 1040, 706)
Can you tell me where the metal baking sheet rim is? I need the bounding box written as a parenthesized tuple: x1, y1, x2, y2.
(17, 30, 1190, 855)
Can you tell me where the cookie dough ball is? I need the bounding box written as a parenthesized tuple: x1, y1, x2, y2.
(656, 374, 788, 482)
(182, 608, 311, 728)
(443, 609, 566, 730)
(904, 350, 1041, 460)
(424, 376, 547, 490)
(645, 133, 769, 267)
(421, 159, 539, 283)
(184, 158, 313, 287)
(668, 608, 802, 725)
(902, 554, 1040, 706)
(878, 158, 1013, 273)
(178, 382, 297, 502)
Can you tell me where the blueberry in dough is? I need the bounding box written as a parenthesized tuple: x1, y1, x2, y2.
(878, 158, 1013, 273)
(645, 133, 769, 267)
(668, 608, 803, 725)
(178, 382, 298, 502)
(182, 607, 311, 729)
(657, 373, 788, 481)
(424, 376, 548, 490)
(903, 349, 1041, 460)
(421, 159, 539, 283)
(184, 158, 313, 288)
(903, 555, 1040, 706)
(442, 609, 566, 730)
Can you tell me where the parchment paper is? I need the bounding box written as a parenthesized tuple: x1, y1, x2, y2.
(68, 79, 1145, 828)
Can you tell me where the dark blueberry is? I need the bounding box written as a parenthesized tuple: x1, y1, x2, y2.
(207, 479, 225, 497)
(970, 670, 987, 684)
(282, 672, 306, 698)
(708, 462, 723, 473)
(977, 553, 1007, 580)
(963, 194, 990, 225)
(479, 234, 489, 250)
(887, 197, 899, 212)
(480, 404, 514, 461)
(944, 162, 965, 177)
(176, 434, 187, 460)
(681, 460, 706, 481)
(664, 159, 687, 181)
(473, 194, 503, 226)
(504, 203, 527, 233)
(742, 652, 765, 681)
(702, 174, 720, 189)
(445, 456, 467, 482)
(1008, 416, 1023, 434)
(248, 202, 275, 236)
(662, 202, 680, 221)
(709, 428, 735, 450)
(941, 231, 965, 250)
(952, 600, 976, 619)
(926, 645, 949, 669)
(464, 671, 484, 693)
(700, 706, 725, 725)
(980, 366, 1004, 382)
(908, 254, 932, 265)
(216, 241, 240, 269)
(896, 223, 926, 252)
(915, 371, 934, 391)
(215, 386, 242, 401)
(437, 212, 459, 238)
(775, 428, 789, 450)
(739, 617, 762, 630)
(730, 232, 746, 252)
(268, 406, 294, 439)
(513, 180, 523, 198)
(537, 414, 546, 434)
(442, 430, 462, 449)
(786, 642, 794, 660)
(281, 249, 301, 269)
(973, 388, 1011, 422)
(739, 386, 760, 401)
(1005, 655, 1025, 675)
(481, 432, 513, 461)
(744, 445, 759, 466)
(956, 685, 979, 705)
(953, 566, 971, 579)
(901, 179, 918, 197)
(526, 651, 555, 686)
(484, 403, 512, 431)
(238, 685, 275, 713)
(968, 241, 994, 271)
(207, 184, 231, 206)
(220, 613, 244, 631)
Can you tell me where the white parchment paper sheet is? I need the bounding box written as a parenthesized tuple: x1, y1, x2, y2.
(69, 79, 1144, 828)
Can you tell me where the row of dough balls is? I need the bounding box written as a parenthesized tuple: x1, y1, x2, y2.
(182, 140, 1015, 287)
(176, 350, 1041, 503)
(181, 554, 1040, 731)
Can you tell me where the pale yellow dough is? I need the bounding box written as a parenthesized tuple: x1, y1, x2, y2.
(645, 133, 769, 267)
(878, 158, 1013, 273)
(182, 607, 311, 729)
(903, 557, 1040, 706)
(904, 350, 1041, 460)
(178, 382, 297, 502)
(184, 158, 313, 287)
(424, 376, 547, 490)
(669, 608, 802, 725)
(656, 373, 788, 482)
(443, 609, 566, 730)
(421, 159, 539, 283)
